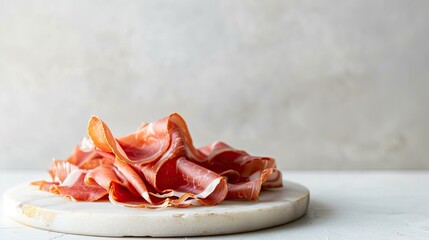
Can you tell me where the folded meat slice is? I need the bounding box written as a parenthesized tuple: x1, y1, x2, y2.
(55, 171, 107, 202)
(33, 159, 108, 201)
(116, 113, 205, 165)
(197, 141, 283, 200)
(87, 115, 227, 207)
(67, 146, 114, 170)
(125, 122, 227, 207)
(84, 164, 150, 205)
(226, 168, 279, 200)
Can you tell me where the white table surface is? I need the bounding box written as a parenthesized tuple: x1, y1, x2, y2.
(1, 170, 428, 240)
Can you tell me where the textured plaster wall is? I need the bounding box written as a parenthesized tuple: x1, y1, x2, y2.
(0, 0, 428, 169)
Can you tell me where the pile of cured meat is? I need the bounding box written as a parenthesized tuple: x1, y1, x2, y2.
(33, 113, 282, 208)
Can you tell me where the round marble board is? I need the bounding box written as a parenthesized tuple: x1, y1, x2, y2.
(3, 180, 309, 237)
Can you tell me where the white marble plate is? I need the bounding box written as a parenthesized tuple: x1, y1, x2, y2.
(3, 180, 309, 237)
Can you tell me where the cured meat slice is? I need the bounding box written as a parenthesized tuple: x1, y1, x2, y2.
(33, 113, 283, 208)
(116, 113, 205, 165)
(196, 141, 283, 199)
(55, 173, 107, 202)
(141, 157, 227, 207)
(67, 148, 113, 170)
(226, 168, 278, 200)
(36, 160, 108, 201)
(84, 164, 148, 205)
(87, 116, 227, 207)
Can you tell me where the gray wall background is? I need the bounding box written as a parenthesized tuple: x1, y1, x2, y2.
(1, 0, 428, 170)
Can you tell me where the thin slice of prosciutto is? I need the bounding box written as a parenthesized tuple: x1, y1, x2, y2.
(33, 113, 282, 208)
